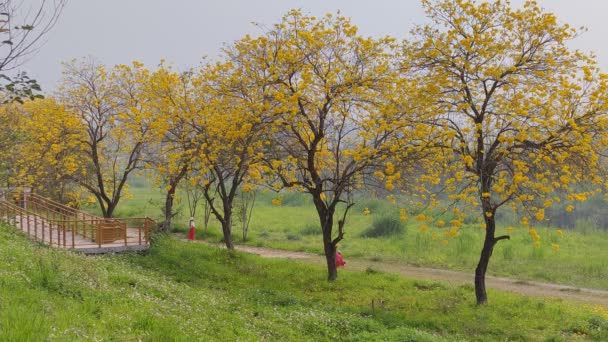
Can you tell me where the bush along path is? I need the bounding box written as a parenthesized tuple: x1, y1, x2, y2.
(178, 235, 608, 306)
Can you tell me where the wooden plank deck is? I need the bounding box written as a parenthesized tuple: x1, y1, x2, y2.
(10, 214, 150, 254)
(0, 192, 152, 254)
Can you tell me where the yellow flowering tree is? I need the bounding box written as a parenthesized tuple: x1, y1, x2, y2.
(258, 11, 431, 280)
(13, 98, 85, 200)
(411, 0, 608, 304)
(55, 59, 155, 217)
(187, 52, 278, 250)
(144, 64, 200, 231)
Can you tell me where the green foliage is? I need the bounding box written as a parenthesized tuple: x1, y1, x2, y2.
(280, 191, 309, 207)
(361, 215, 405, 238)
(300, 223, 320, 236)
(285, 232, 301, 241)
(353, 197, 395, 213)
(0, 72, 44, 104)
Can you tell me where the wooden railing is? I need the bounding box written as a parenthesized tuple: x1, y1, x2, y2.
(0, 191, 153, 250)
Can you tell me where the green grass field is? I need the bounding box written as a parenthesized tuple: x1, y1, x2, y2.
(101, 184, 608, 291)
(1, 224, 607, 341)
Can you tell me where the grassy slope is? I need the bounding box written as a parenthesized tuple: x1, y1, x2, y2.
(1, 224, 607, 341)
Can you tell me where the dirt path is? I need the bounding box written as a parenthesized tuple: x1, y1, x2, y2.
(181, 237, 608, 306)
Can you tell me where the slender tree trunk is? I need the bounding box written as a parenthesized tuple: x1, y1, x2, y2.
(475, 205, 496, 305)
(160, 184, 177, 232)
(319, 207, 337, 281)
(161, 166, 189, 232)
(104, 202, 117, 218)
(323, 231, 337, 281)
(221, 202, 234, 250)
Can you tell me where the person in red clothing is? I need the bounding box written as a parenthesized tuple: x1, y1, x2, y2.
(336, 250, 345, 267)
(187, 217, 196, 240)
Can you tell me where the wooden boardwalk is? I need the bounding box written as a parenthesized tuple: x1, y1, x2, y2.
(0, 192, 153, 254)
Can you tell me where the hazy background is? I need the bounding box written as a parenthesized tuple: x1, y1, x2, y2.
(16, 0, 608, 91)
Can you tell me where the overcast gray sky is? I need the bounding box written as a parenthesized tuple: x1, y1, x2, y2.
(20, 0, 608, 91)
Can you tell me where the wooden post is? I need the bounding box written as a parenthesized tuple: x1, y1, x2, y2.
(49, 217, 53, 246)
(54, 211, 59, 246)
(63, 220, 67, 247)
(72, 220, 75, 249)
(26, 209, 30, 235)
(83, 214, 87, 239)
(97, 220, 101, 248)
(42, 215, 46, 243)
(145, 219, 150, 244)
(34, 215, 38, 241)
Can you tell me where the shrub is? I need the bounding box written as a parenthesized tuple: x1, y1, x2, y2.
(286, 232, 301, 241)
(360, 215, 405, 238)
(281, 191, 308, 206)
(300, 224, 320, 236)
(354, 198, 391, 213)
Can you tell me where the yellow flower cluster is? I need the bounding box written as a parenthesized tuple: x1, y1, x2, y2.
(399, 208, 407, 222)
(362, 207, 370, 216)
(595, 306, 608, 319)
(444, 227, 459, 239)
(271, 197, 282, 206)
(529, 228, 541, 247)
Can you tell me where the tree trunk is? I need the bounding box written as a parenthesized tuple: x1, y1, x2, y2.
(475, 207, 496, 305)
(160, 184, 177, 232)
(320, 209, 337, 281)
(221, 203, 234, 250)
(104, 202, 116, 218)
(324, 235, 337, 281)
